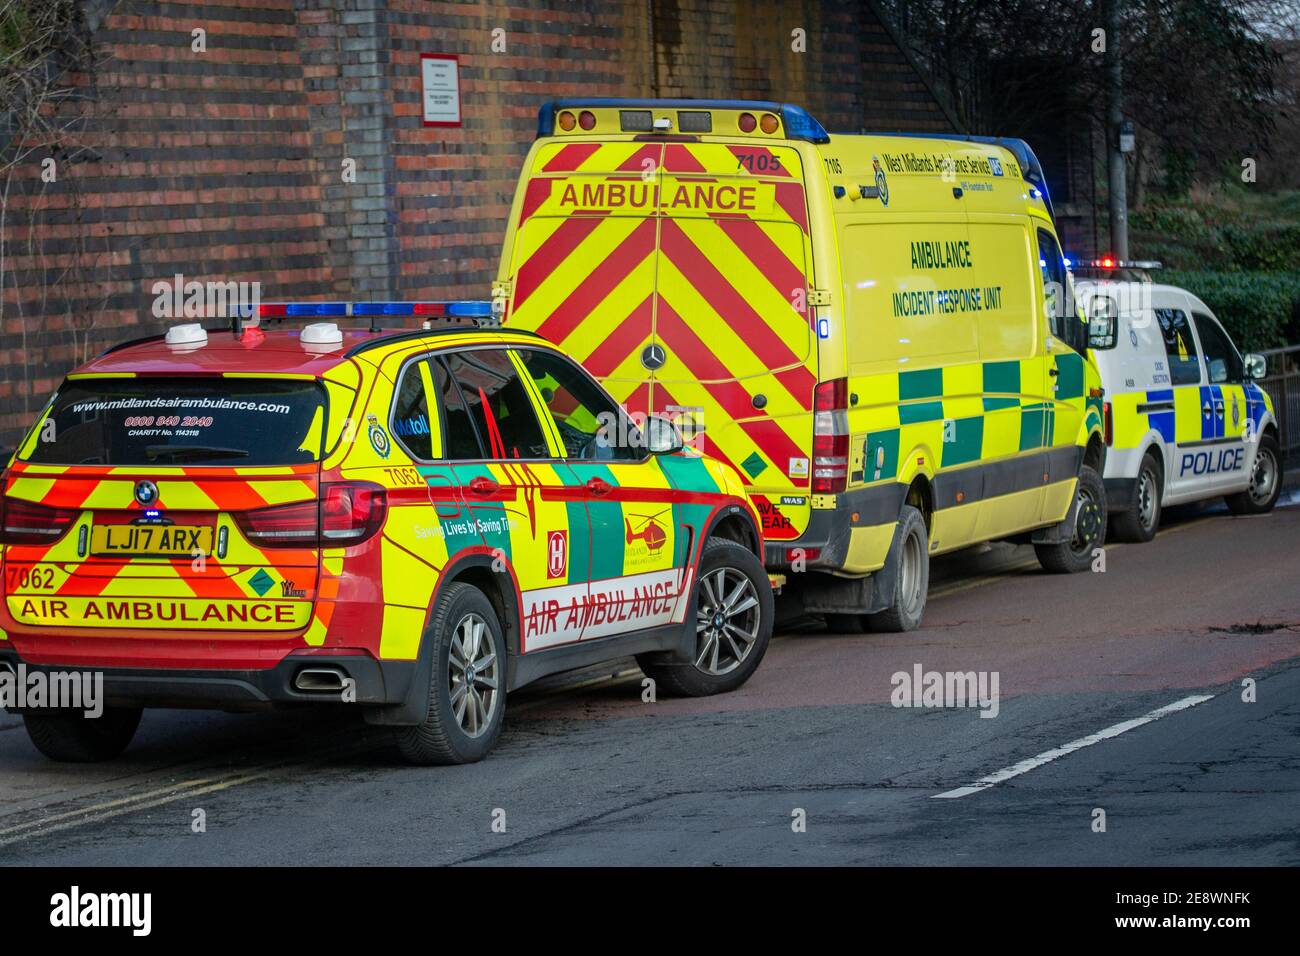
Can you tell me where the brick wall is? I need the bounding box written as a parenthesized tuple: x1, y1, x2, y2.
(0, 0, 953, 446)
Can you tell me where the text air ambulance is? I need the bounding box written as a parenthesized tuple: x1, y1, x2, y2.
(1077, 272, 1281, 540)
(496, 99, 1108, 632)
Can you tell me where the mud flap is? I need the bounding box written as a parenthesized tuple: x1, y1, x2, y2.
(364, 624, 436, 727)
(799, 516, 908, 616)
(1031, 478, 1082, 546)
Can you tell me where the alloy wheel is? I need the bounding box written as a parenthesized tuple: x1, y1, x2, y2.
(695, 567, 761, 676)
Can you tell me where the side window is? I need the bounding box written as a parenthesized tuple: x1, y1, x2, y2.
(431, 357, 486, 460)
(390, 361, 435, 460)
(441, 349, 550, 460)
(514, 347, 643, 461)
(1192, 313, 1242, 384)
(1154, 308, 1201, 386)
(1037, 228, 1069, 340)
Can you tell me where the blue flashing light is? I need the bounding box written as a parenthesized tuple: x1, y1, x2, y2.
(286, 302, 347, 317)
(353, 303, 414, 316)
(816, 317, 831, 339)
(537, 102, 557, 137)
(780, 105, 831, 144)
(448, 301, 493, 318)
(143, 509, 162, 520)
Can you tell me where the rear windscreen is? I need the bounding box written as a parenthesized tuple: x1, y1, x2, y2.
(22, 378, 326, 467)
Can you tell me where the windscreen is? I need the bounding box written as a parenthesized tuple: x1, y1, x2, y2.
(21, 377, 326, 467)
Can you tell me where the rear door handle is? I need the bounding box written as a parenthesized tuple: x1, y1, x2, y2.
(1048, 367, 1060, 377)
(468, 476, 500, 497)
(586, 477, 613, 497)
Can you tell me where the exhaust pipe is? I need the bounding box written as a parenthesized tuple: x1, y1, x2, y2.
(293, 667, 347, 693)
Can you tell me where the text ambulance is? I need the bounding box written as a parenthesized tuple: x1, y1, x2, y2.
(496, 99, 1107, 631)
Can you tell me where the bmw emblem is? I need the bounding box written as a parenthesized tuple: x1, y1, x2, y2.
(641, 343, 667, 371)
(134, 480, 159, 506)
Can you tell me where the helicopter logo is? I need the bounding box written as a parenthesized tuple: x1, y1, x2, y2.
(624, 510, 669, 553)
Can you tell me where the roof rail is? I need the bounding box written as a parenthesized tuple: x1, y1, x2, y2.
(886, 132, 1056, 221)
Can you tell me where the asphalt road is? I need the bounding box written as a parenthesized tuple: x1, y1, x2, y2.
(1, 494, 1297, 866)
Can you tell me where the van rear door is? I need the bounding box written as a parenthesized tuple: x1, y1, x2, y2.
(650, 142, 815, 541)
(504, 138, 817, 543)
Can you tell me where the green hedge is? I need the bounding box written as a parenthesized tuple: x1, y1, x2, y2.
(1160, 270, 1300, 352)
(1129, 192, 1300, 351)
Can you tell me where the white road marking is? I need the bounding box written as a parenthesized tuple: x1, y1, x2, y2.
(931, 693, 1216, 799)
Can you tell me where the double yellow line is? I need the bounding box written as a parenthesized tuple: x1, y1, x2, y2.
(0, 735, 382, 849)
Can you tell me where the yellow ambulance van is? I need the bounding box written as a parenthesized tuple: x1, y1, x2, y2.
(495, 100, 1107, 631)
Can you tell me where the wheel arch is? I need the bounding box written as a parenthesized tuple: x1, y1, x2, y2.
(896, 444, 936, 529)
(431, 550, 524, 656)
(903, 474, 934, 530)
(702, 502, 762, 559)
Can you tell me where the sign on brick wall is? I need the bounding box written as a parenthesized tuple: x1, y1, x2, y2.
(421, 53, 461, 127)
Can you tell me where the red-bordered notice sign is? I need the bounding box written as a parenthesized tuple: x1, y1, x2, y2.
(421, 53, 461, 127)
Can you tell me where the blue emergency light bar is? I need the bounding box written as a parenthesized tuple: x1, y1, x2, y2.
(226, 300, 495, 335)
(253, 301, 493, 319)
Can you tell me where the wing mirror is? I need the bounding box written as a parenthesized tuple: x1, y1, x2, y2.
(1087, 314, 1117, 350)
(1086, 293, 1118, 350)
(1243, 353, 1267, 380)
(644, 414, 684, 455)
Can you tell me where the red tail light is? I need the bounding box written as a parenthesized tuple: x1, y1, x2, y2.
(235, 482, 387, 548)
(0, 496, 79, 545)
(321, 482, 387, 545)
(812, 378, 849, 494)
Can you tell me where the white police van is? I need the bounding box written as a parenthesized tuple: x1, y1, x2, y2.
(1079, 277, 1281, 541)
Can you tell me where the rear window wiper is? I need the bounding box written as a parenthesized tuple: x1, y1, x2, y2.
(145, 445, 251, 462)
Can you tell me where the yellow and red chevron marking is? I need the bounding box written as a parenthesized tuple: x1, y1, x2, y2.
(507, 140, 816, 493)
(2, 461, 321, 633)
(4, 462, 316, 512)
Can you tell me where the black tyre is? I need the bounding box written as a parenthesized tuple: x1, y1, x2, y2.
(24, 707, 142, 762)
(395, 583, 506, 765)
(1034, 464, 1107, 573)
(637, 538, 773, 697)
(1110, 451, 1163, 543)
(863, 504, 929, 633)
(1226, 434, 1282, 515)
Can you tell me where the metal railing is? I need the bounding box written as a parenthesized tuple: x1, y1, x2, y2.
(1258, 344, 1300, 460)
